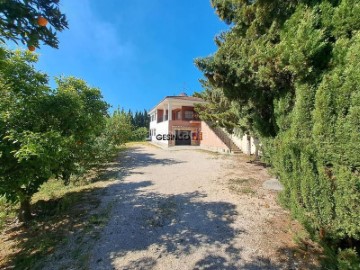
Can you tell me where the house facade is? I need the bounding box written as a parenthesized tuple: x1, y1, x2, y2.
(149, 94, 259, 155)
(149, 94, 206, 147)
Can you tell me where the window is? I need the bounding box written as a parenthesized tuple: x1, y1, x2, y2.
(184, 111, 194, 120)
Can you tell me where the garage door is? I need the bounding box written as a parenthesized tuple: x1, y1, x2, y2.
(175, 130, 191, 146)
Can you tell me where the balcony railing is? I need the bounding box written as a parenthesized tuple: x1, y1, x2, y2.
(157, 115, 168, 123)
(156, 114, 199, 123)
(176, 115, 200, 121)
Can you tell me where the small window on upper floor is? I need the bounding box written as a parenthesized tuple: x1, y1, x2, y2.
(184, 111, 194, 120)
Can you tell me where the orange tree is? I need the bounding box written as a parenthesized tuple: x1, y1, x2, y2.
(0, 48, 109, 222)
(0, 0, 68, 49)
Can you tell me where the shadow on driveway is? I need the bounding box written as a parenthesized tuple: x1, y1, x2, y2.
(88, 146, 185, 183)
(92, 178, 289, 269)
(91, 145, 315, 270)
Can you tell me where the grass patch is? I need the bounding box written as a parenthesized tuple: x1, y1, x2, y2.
(228, 177, 258, 196)
(239, 187, 256, 195)
(0, 198, 17, 230)
(126, 141, 151, 146)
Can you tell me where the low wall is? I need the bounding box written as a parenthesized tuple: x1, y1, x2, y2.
(230, 132, 260, 155)
(200, 122, 230, 153)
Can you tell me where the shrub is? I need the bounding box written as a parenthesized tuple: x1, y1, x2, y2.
(131, 127, 148, 141)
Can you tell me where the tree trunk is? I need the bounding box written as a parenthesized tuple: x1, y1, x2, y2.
(19, 197, 32, 223)
(62, 171, 71, 186)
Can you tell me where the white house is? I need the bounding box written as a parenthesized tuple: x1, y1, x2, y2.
(148, 93, 206, 147)
(149, 93, 259, 155)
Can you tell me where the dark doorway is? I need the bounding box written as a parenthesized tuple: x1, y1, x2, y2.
(175, 130, 191, 146)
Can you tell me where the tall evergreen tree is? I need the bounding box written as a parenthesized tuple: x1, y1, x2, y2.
(196, 0, 360, 265)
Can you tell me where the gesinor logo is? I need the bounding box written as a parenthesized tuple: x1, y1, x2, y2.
(156, 132, 202, 141)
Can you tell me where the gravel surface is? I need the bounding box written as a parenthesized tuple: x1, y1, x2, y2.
(86, 144, 315, 270)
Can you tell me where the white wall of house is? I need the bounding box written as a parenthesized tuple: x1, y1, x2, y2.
(153, 121, 169, 145)
(148, 97, 207, 147)
(149, 112, 157, 141)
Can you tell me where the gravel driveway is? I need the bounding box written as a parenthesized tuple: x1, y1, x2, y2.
(87, 143, 316, 270)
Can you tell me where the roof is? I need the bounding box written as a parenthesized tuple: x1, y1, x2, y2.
(164, 96, 204, 102)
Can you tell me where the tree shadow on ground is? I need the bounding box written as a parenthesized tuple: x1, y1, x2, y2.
(91, 179, 243, 268)
(0, 146, 321, 269)
(87, 146, 185, 183)
(119, 146, 185, 168)
(0, 146, 186, 269)
(192, 249, 320, 270)
(91, 179, 301, 269)
(1, 186, 105, 269)
(89, 145, 320, 269)
(246, 160, 270, 168)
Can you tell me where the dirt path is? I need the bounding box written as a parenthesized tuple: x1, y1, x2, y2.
(86, 143, 316, 270)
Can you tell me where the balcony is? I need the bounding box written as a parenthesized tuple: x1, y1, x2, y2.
(157, 115, 168, 123)
(156, 108, 200, 123)
(176, 115, 200, 121)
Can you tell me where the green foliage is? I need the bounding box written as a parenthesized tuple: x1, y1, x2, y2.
(121, 109, 149, 141)
(129, 109, 150, 129)
(0, 49, 56, 205)
(46, 76, 110, 183)
(88, 109, 134, 164)
(0, 0, 68, 48)
(131, 127, 148, 141)
(0, 47, 114, 222)
(194, 82, 240, 133)
(337, 248, 360, 270)
(197, 0, 360, 266)
(106, 109, 133, 145)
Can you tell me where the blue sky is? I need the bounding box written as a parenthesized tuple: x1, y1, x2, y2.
(32, 0, 227, 112)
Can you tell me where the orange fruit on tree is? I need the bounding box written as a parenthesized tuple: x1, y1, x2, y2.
(28, 45, 36, 51)
(37, 16, 48, 27)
